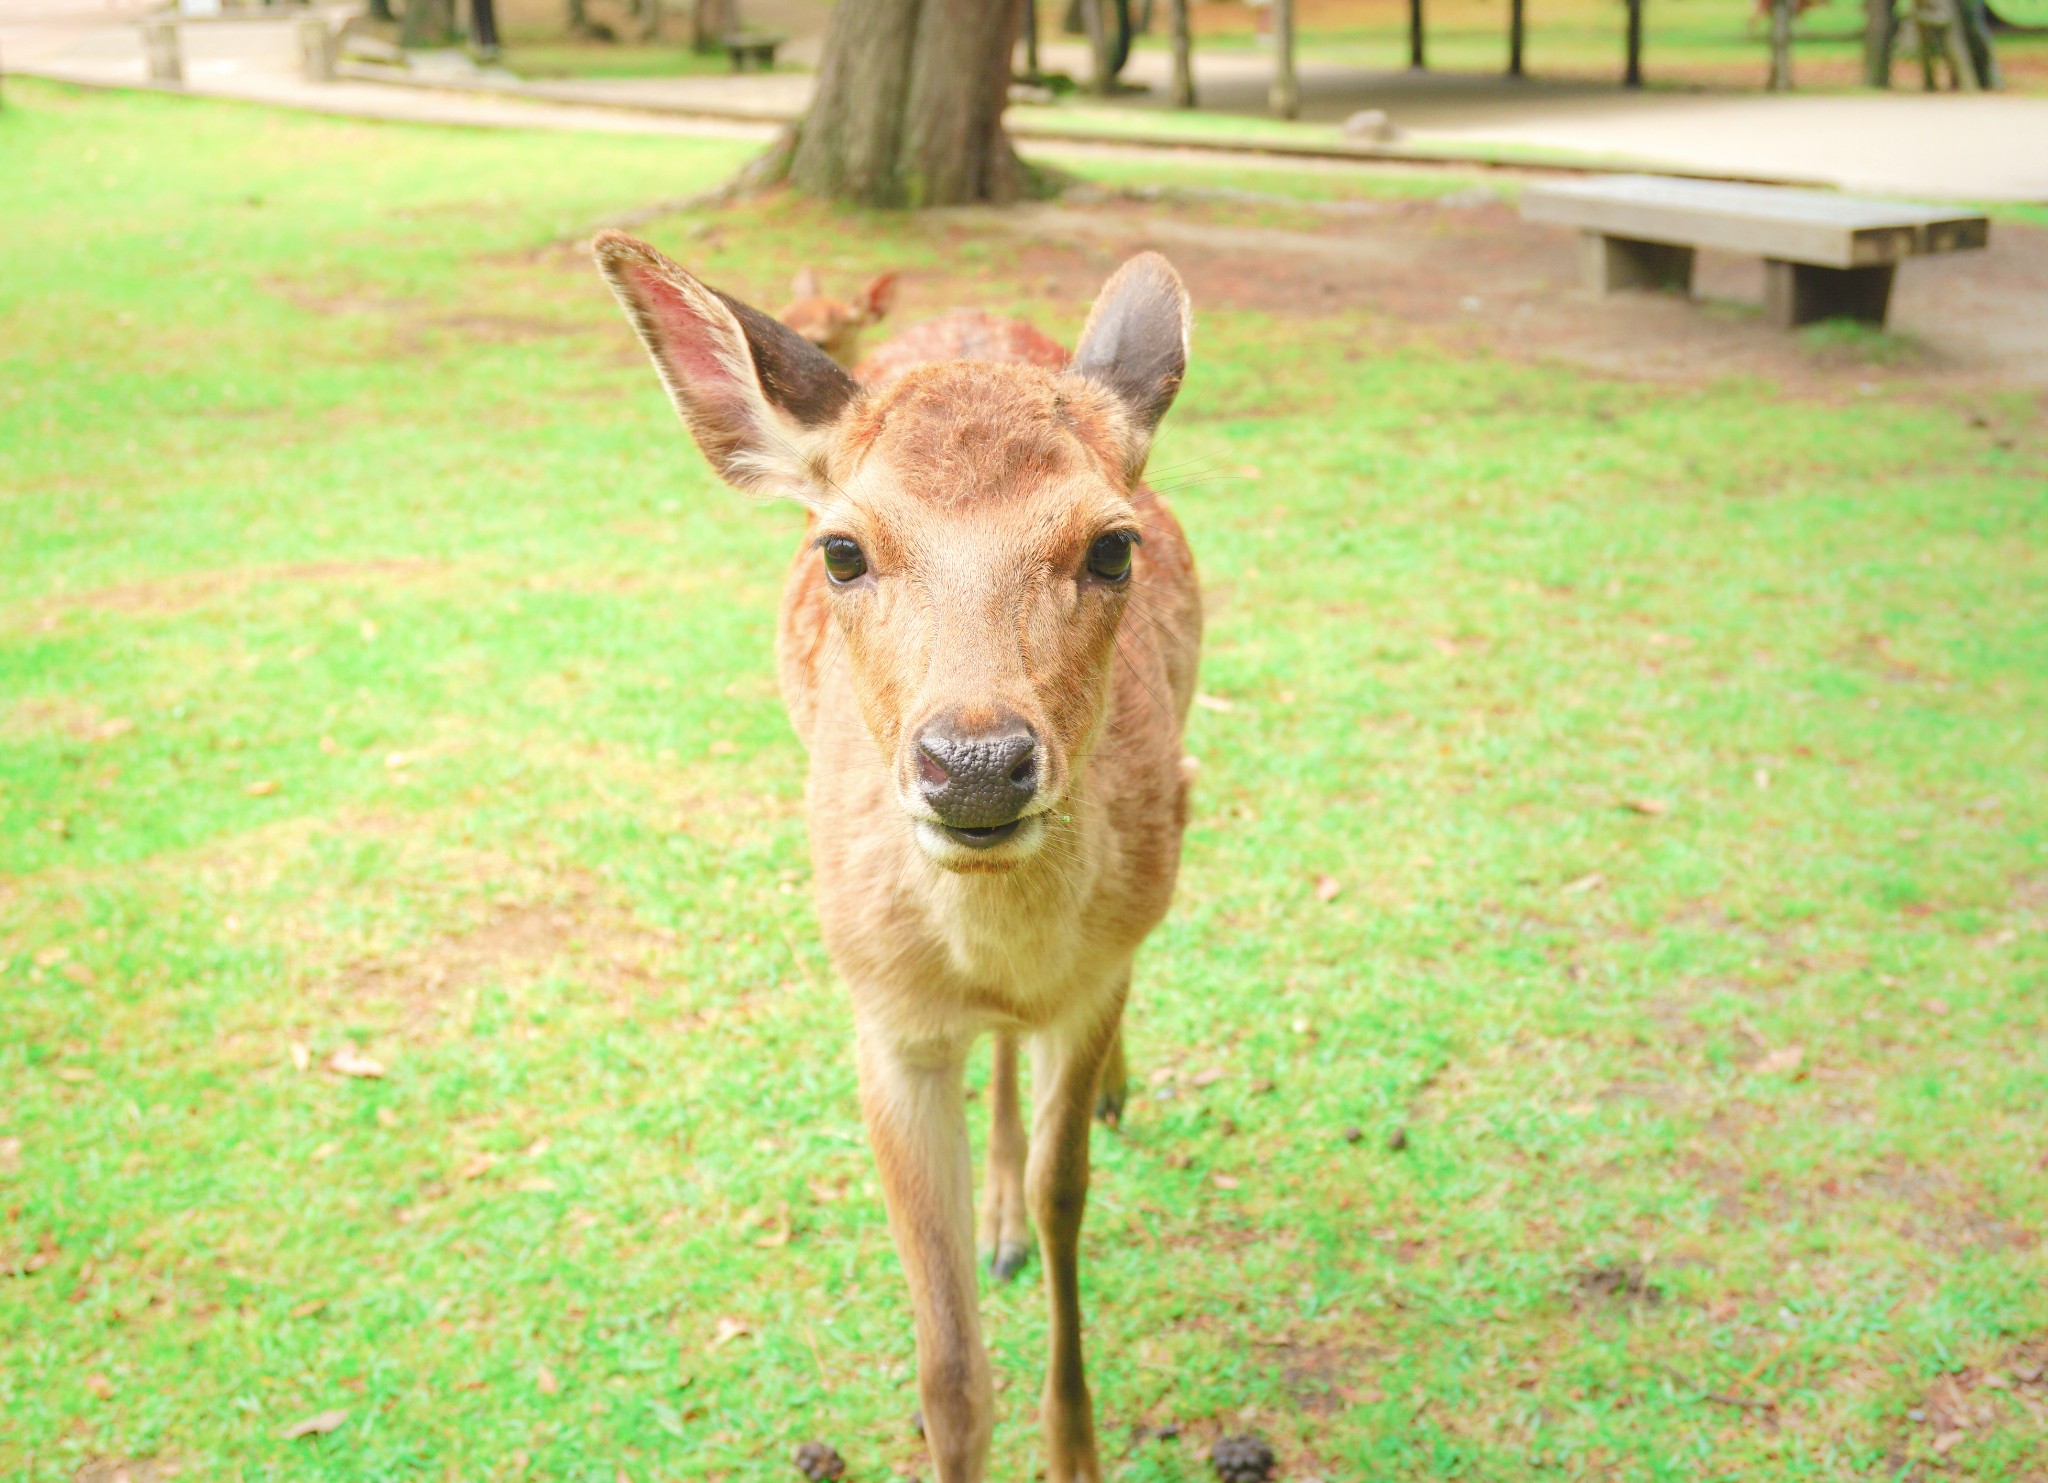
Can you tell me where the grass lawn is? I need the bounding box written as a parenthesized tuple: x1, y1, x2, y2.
(3, 77, 2046, 1483)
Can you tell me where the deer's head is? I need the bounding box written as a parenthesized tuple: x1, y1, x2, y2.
(778, 267, 898, 370)
(597, 232, 1190, 873)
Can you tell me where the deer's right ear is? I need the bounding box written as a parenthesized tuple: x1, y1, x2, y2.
(595, 231, 858, 498)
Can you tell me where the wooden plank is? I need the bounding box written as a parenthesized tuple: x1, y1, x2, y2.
(1522, 175, 1988, 269)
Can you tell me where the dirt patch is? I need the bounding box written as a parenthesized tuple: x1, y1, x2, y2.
(1571, 1258, 1665, 1307)
(332, 874, 680, 1036)
(30, 557, 442, 625)
(72, 1461, 180, 1483)
(921, 191, 2048, 398)
(1885, 1337, 2048, 1473)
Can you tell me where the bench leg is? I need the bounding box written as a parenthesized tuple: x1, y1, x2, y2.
(1763, 260, 1896, 329)
(1580, 233, 1695, 297)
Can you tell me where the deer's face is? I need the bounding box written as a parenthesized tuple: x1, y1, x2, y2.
(596, 238, 1189, 872)
(779, 268, 897, 370)
(804, 367, 1151, 867)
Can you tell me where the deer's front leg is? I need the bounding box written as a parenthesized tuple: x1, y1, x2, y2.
(1026, 990, 1125, 1483)
(855, 1025, 991, 1483)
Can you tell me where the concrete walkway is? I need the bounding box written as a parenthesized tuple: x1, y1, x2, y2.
(7, 0, 2046, 202)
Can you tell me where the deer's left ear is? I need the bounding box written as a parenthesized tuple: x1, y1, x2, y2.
(595, 231, 857, 499)
(1068, 252, 1191, 478)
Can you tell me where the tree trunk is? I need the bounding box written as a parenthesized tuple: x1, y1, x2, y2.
(1863, 0, 1894, 85)
(401, 0, 454, 47)
(1168, 0, 1194, 106)
(691, 0, 732, 49)
(788, 0, 1029, 207)
(1767, 0, 1794, 89)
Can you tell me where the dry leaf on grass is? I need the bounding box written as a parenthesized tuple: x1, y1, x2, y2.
(289, 1298, 327, 1319)
(753, 1202, 792, 1249)
(457, 1154, 497, 1182)
(289, 1042, 311, 1073)
(1193, 692, 1235, 713)
(1623, 797, 1668, 816)
(708, 1316, 752, 1351)
(1754, 1045, 1806, 1078)
(1315, 874, 1342, 902)
(0, 1137, 20, 1170)
(1562, 872, 1605, 895)
(280, 1408, 348, 1440)
(245, 779, 279, 797)
(85, 1372, 115, 1400)
(535, 1365, 559, 1396)
(1212, 1174, 1241, 1191)
(327, 1047, 384, 1080)
(1190, 1067, 1226, 1088)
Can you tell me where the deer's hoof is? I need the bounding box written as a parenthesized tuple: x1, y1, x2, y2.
(991, 1240, 1032, 1281)
(1094, 1083, 1126, 1127)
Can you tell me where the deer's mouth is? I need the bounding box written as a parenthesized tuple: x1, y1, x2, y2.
(941, 820, 1023, 849)
(914, 812, 1046, 868)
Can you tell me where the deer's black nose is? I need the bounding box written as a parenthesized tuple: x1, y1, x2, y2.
(915, 714, 1040, 829)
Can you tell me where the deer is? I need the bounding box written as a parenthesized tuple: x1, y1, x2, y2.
(595, 230, 1201, 1483)
(778, 266, 899, 370)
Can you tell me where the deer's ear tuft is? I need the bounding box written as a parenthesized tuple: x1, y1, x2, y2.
(594, 231, 858, 497)
(1068, 252, 1191, 478)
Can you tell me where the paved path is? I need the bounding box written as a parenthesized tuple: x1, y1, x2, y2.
(7, 1, 2045, 201)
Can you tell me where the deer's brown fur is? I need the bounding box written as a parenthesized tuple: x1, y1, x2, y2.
(596, 231, 1201, 1483)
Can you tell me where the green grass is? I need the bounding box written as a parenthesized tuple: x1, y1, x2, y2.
(4, 77, 2047, 1482)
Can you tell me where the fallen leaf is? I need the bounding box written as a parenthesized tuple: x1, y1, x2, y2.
(708, 1316, 751, 1351)
(311, 1141, 341, 1163)
(1212, 1174, 1240, 1191)
(754, 1201, 792, 1249)
(1754, 1045, 1806, 1078)
(536, 1364, 559, 1396)
(280, 1408, 348, 1440)
(1932, 1430, 1965, 1455)
(457, 1154, 497, 1181)
(60, 960, 97, 986)
(1164, 1151, 1192, 1170)
(245, 779, 280, 797)
(1193, 692, 1235, 713)
(1562, 871, 1605, 895)
(517, 1176, 558, 1193)
(289, 1042, 311, 1073)
(1315, 874, 1342, 902)
(92, 717, 136, 742)
(1622, 797, 1668, 816)
(55, 1067, 94, 1083)
(1250, 1077, 1277, 1095)
(383, 752, 408, 770)
(289, 1298, 327, 1319)
(0, 1137, 20, 1170)
(84, 1372, 114, 1400)
(1754, 767, 1771, 790)
(327, 1046, 385, 1079)
(1190, 1067, 1226, 1088)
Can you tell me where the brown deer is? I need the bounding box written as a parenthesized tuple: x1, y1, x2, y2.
(779, 266, 899, 369)
(595, 231, 1201, 1483)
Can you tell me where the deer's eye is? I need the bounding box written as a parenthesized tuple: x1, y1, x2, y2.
(822, 537, 867, 585)
(1086, 531, 1135, 583)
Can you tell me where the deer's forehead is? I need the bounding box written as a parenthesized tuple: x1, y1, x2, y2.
(834, 365, 1127, 509)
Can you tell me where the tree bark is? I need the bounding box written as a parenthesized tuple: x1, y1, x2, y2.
(1767, 0, 1794, 89)
(691, 0, 732, 49)
(789, 0, 1029, 207)
(1168, 0, 1194, 106)
(401, 0, 454, 47)
(1863, 0, 1893, 85)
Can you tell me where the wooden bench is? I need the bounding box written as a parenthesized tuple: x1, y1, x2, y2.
(1521, 175, 1989, 329)
(720, 30, 783, 71)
